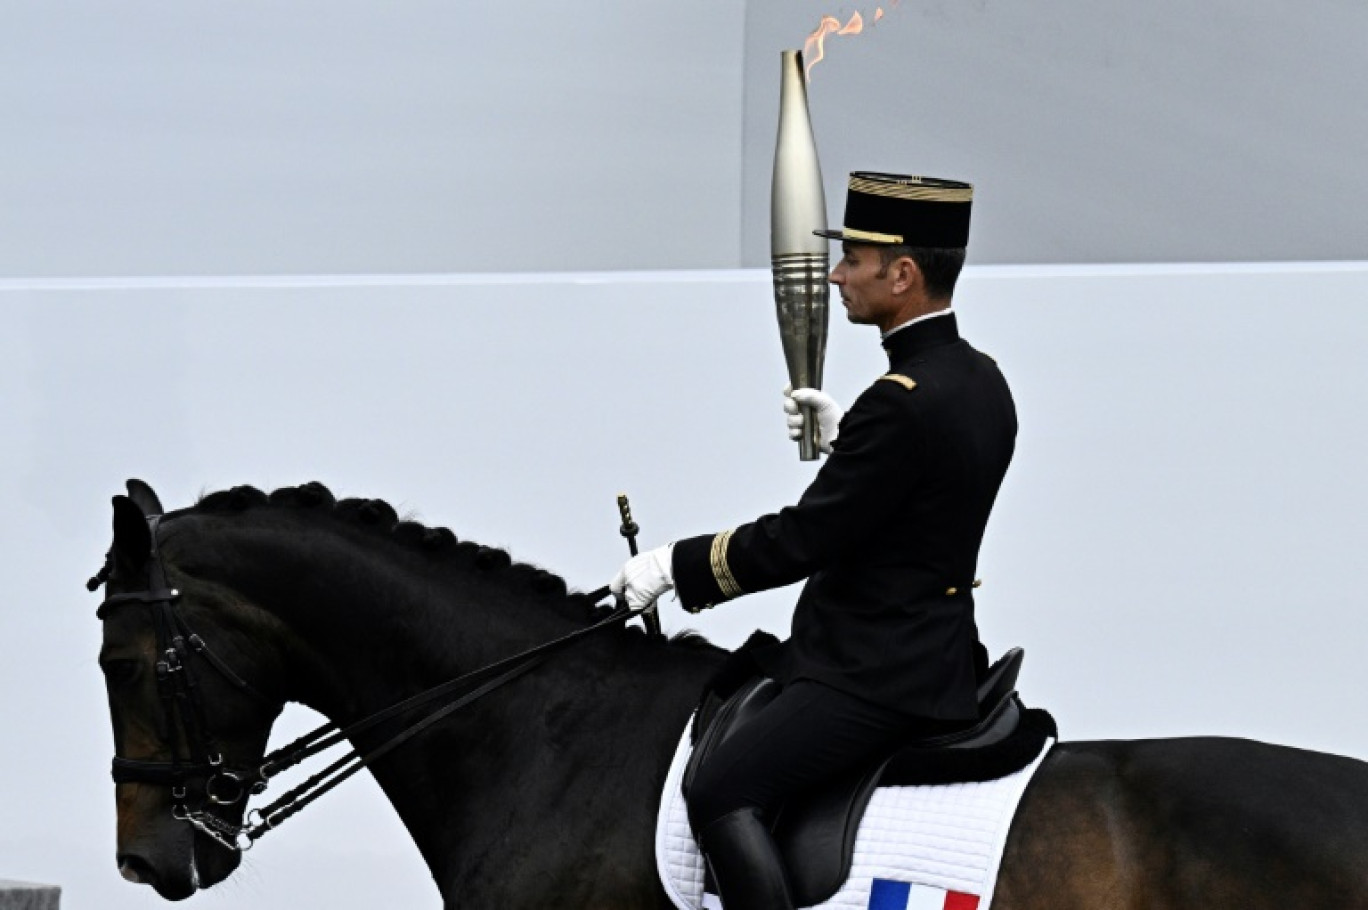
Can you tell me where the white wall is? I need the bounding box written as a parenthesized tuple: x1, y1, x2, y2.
(2, 262, 1366, 906)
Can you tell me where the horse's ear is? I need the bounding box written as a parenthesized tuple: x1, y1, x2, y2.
(111, 495, 152, 573)
(125, 479, 165, 517)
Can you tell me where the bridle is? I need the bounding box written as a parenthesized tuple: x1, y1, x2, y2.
(93, 513, 630, 854)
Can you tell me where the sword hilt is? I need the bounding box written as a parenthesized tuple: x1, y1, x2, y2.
(617, 494, 639, 556)
(615, 494, 663, 638)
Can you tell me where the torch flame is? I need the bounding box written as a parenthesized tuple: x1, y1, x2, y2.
(803, 6, 891, 79)
(803, 15, 841, 77)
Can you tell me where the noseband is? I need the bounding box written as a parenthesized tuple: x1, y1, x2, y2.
(95, 513, 630, 854)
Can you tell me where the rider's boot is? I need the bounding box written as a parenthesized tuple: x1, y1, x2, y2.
(697, 807, 795, 910)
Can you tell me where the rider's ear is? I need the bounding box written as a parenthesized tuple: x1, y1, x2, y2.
(893, 257, 922, 296)
(125, 479, 165, 518)
(111, 495, 152, 575)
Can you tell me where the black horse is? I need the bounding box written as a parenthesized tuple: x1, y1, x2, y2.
(95, 481, 1368, 907)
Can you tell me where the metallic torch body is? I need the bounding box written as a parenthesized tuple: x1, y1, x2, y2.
(771, 50, 830, 462)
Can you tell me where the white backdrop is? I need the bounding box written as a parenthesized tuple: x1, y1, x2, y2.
(1, 262, 1365, 906)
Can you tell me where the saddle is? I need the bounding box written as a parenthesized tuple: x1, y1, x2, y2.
(681, 645, 1056, 907)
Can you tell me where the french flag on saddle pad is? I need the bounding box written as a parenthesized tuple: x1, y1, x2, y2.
(868, 879, 980, 910)
(701, 882, 980, 910)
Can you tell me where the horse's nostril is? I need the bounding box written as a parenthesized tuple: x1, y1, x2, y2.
(117, 853, 157, 885)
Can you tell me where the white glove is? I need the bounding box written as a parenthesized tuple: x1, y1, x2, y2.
(783, 386, 843, 455)
(609, 543, 675, 613)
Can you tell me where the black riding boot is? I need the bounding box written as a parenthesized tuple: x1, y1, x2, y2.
(697, 807, 795, 910)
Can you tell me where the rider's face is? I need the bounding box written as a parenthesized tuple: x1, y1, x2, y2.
(829, 243, 898, 330)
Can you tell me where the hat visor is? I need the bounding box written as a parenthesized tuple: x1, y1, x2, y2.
(812, 227, 904, 245)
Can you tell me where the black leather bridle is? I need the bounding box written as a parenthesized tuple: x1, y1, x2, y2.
(94, 512, 630, 854)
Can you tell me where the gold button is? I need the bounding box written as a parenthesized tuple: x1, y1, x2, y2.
(945, 587, 958, 596)
(973, 579, 983, 588)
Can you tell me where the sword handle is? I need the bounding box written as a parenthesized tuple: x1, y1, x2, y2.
(615, 494, 663, 638)
(617, 494, 639, 557)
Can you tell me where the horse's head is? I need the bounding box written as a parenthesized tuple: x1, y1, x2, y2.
(95, 480, 285, 899)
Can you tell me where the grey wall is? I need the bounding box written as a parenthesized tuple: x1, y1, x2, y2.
(0, 881, 60, 910)
(0, 2, 744, 277)
(742, 0, 1368, 265)
(6, 2, 1365, 278)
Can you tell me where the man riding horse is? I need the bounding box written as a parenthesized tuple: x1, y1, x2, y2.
(612, 172, 1016, 910)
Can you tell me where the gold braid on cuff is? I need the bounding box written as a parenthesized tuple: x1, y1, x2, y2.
(709, 529, 743, 600)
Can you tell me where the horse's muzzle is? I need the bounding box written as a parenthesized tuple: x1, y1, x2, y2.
(116, 850, 197, 901)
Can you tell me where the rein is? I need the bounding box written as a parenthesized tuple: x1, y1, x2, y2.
(239, 586, 628, 849)
(95, 514, 631, 854)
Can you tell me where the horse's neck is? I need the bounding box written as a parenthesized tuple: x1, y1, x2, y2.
(351, 626, 721, 906)
(222, 526, 723, 905)
(217, 523, 587, 719)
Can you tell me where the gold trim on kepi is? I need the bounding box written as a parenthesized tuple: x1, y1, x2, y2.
(709, 529, 743, 600)
(848, 175, 974, 204)
(815, 172, 973, 248)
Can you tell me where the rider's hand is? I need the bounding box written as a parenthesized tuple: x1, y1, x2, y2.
(784, 386, 843, 455)
(610, 543, 675, 613)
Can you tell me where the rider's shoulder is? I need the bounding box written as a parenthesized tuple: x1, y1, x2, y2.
(854, 363, 959, 415)
(847, 372, 924, 420)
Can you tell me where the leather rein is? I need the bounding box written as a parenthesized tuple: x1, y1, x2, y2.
(93, 514, 631, 854)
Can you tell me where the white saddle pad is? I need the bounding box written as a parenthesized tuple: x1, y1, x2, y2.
(655, 715, 1053, 910)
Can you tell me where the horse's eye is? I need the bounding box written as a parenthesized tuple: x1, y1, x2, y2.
(101, 659, 142, 688)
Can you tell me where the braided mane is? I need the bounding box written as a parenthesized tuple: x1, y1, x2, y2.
(192, 482, 712, 648)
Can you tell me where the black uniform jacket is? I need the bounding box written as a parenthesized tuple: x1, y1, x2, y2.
(672, 313, 1017, 720)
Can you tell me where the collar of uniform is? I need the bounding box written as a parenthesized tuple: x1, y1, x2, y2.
(882, 310, 961, 363)
(881, 307, 954, 342)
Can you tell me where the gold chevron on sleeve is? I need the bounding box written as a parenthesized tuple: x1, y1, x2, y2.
(709, 529, 743, 599)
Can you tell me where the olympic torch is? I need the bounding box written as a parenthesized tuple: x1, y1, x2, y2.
(771, 49, 830, 462)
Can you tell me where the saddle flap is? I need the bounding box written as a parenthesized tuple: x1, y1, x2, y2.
(772, 753, 884, 904)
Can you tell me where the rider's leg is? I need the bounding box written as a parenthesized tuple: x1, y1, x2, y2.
(686, 679, 925, 910)
(695, 806, 794, 910)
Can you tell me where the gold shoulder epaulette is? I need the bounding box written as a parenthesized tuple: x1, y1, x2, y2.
(879, 373, 918, 391)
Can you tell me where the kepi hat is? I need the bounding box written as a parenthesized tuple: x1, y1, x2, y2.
(815, 172, 973, 248)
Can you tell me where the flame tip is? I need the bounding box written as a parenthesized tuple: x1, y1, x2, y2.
(804, 6, 884, 79)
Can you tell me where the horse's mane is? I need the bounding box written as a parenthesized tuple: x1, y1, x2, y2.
(193, 482, 716, 650)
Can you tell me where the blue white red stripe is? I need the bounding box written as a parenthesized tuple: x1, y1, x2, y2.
(868, 878, 980, 910)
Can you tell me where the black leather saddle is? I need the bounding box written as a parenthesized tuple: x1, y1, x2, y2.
(681, 648, 1056, 906)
